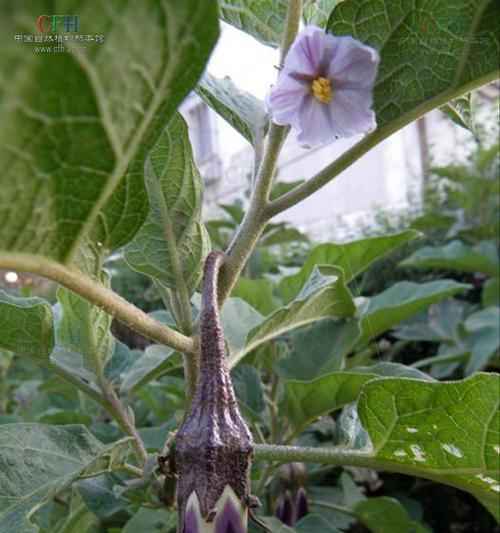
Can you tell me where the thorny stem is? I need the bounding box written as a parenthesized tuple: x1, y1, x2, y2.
(218, 0, 302, 306)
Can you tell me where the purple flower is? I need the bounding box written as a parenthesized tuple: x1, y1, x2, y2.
(266, 25, 380, 147)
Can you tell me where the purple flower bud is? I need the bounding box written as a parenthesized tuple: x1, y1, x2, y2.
(175, 252, 253, 531)
(295, 487, 309, 522)
(276, 489, 294, 526)
(266, 25, 380, 147)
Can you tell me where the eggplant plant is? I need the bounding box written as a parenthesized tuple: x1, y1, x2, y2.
(0, 1, 499, 532)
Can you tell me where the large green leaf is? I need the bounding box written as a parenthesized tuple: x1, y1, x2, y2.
(0, 290, 53, 358)
(327, 0, 500, 130)
(357, 374, 500, 517)
(220, 0, 287, 47)
(125, 113, 210, 294)
(400, 240, 499, 277)
(0, 423, 129, 532)
(197, 73, 268, 146)
(281, 363, 432, 433)
(279, 231, 419, 304)
(354, 280, 471, 349)
(0, 0, 218, 273)
(230, 266, 356, 366)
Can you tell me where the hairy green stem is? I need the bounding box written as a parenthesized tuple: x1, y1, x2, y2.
(218, 0, 302, 305)
(0, 254, 195, 355)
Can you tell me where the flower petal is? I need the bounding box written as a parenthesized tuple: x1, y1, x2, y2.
(266, 73, 308, 129)
(296, 97, 335, 147)
(284, 25, 337, 78)
(329, 88, 377, 137)
(329, 36, 380, 90)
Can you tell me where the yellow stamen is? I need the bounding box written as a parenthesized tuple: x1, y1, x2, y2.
(311, 77, 332, 103)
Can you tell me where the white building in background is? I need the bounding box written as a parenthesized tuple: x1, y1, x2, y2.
(181, 24, 479, 241)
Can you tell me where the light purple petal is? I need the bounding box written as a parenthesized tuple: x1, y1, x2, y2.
(184, 492, 202, 533)
(296, 97, 335, 147)
(266, 73, 308, 129)
(266, 24, 380, 147)
(284, 25, 336, 78)
(329, 88, 376, 137)
(329, 36, 380, 90)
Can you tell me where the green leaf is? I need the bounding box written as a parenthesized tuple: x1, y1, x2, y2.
(231, 266, 356, 367)
(400, 240, 499, 277)
(279, 231, 419, 304)
(232, 277, 277, 315)
(125, 113, 210, 295)
(220, 0, 287, 47)
(354, 280, 471, 350)
(232, 364, 265, 416)
(357, 374, 500, 518)
(327, 1, 500, 131)
(441, 93, 475, 132)
(54, 279, 114, 378)
(0, 1, 219, 272)
(119, 345, 180, 395)
(295, 515, 340, 532)
(0, 423, 129, 532)
(276, 319, 361, 380)
(281, 363, 432, 433)
(465, 307, 500, 375)
(75, 473, 129, 519)
(0, 290, 53, 358)
(197, 73, 268, 146)
(394, 299, 469, 344)
(123, 508, 176, 533)
(303, 0, 342, 27)
(355, 497, 430, 533)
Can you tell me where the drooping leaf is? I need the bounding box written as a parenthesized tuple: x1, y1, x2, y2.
(125, 113, 210, 295)
(281, 363, 432, 433)
(0, 1, 219, 274)
(197, 72, 268, 146)
(464, 307, 500, 375)
(400, 240, 499, 277)
(230, 266, 356, 367)
(0, 423, 129, 532)
(355, 497, 430, 533)
(357, 374, 500, 518)
(441, 93, 475, 132)
(327, 1, 500, 130)
(0, 290, 53, 359)
(279, 231, 419, 304)
(220, 0, 287, 47)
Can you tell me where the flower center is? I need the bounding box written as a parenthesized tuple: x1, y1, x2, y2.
(311, 77, 332, 103)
